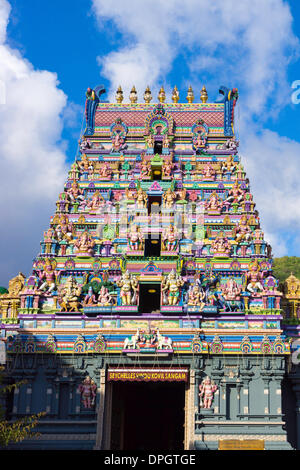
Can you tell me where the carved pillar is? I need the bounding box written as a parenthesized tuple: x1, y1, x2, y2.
(240, 378, 250, 416)
(94, 368, 107, 450)
(262, 376, 271, 415)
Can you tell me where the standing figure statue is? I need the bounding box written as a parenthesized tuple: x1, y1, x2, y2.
(246, 260, 264, 296)
(128, 224, 144, 251)
(78, 376, 97, 409)
(162, 225, 178, 251)
(199, 376, 218, 409)
(163, 187, 176, 209)
(135, 188, 148, 209)
(38, 259, 59, 294)
(234, 215, 253, 244)
(117, 270, 138, 305)
(162, 270, 184, 306)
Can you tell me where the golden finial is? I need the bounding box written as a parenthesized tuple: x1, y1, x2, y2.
(144, 86, 152, 104)
(116, 85, 123, 104)
(186, 85, 194, 103)
(158, 86, 166, 103)
(200, 85, 208, 103)
(129, 86, 137, 104)
(172, 86, 179, 103)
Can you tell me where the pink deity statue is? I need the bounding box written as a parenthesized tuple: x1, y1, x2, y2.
(112, 131, 125, 152)
(202, 162, 216, 180)
(128, 224, 144, 251)
(162, 159, 173, 178)
(98, 286, 113, 306)
(162, 225, 178, 251)
(99, 162, 112, 179)
(187, 285, 206, 309)
(210, 235, 230, 256)
(193, 133, 206, 150)
(78, 376, 97, 409)
(74, 231, 95, 255)
(221, 278, 242, 301)
(199, 376, 218, 409)
(38, 261, 58, 294)
(86, 191, 105, 212)
(140, 159, 151, 178)
(55, 215, 74, 241)
(246, 261, 264, 296)
(205, 191, 223, 212)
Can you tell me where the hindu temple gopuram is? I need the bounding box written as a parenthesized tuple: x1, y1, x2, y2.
(1, 83, 300, 451)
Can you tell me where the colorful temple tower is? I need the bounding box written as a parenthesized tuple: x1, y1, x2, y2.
(0, 84, 295, 450)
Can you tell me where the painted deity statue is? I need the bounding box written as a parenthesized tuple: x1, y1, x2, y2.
(199, 376, 218, 409)
(86, 191, 105, 213)
(74, 231, 95, 256)
(234, 215, 252, 244)
(117, 270, 138, 306)
(193, 132, 207, 151)
(77, 376, 97, 409)
(99, 162, 112, 179)
(162, 159, 173, 178)
(205, 191, 223, 212)
(202, 162, 216, 180)
(163, 187, 176, 209)
(128, 224, 144, 251)
(221, 155, 236, 174)
(226, 181, 244, 204)
(162, 270, 184, 306)
(38, 260, 59, 294)
(55, 215, 74, 242)
(146, 133, 154, 149)
(140, 158, 151, 178)
(210, 234, 231, 256)
(83, 286, 97, 306)
(221, 278, 242, 301)
(58, 276, 82, 312)
(67, 181, 85, 203)
(98, 286, 113, 306)
(111, 131, 126, 152)
(246, 260, 264, 296)
(135, 188, 148, 209)
(162, 225, 178, 251)
(187, 285, 206, 309)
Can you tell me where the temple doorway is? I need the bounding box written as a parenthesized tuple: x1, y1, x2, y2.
(110, 381, 185, 450)
(139, 283, 161, 313)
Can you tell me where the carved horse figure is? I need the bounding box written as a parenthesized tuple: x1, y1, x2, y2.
(123, 329, 141, 350)
(156, 329, 173, 350)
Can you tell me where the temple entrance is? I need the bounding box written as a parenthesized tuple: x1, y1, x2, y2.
(110, 381, 185, 450)
(139, 283, 161, 313)
(144, 235, 161, 257)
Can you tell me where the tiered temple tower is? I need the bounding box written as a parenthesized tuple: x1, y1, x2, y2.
(0, 84, 295, 450)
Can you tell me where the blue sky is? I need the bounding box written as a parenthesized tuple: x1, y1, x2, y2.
(1, 0, 300, 286)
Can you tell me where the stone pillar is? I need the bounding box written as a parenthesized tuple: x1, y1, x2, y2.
(262, 377, 271, 415)
(240, 378, 250, 416)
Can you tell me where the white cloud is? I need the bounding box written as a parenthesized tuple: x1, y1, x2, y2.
(92, 0, 298, 115)
(92, 0, 300, 257)
(0, 0, 68, 286)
